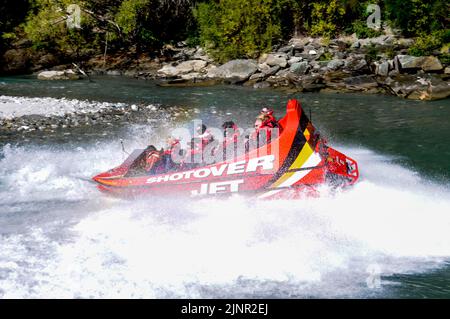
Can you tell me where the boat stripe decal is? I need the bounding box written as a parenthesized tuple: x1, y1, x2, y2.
(275, 153, 322, 189)
(269, 136, 314, 188)
(265, 115, 306, 186)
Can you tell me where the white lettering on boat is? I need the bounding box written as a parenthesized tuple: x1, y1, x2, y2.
(191, 179, 244, 196)
(145, 155, 275, 184)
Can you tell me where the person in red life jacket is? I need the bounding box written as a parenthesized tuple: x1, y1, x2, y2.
(248, 110, 279, 150)
(196, 124, 216, 161)
(196, 124, 214, 148)
(162, 136, 181, 172)
(259, 107, 278, 128)
(141, 145, 163, 174)
(221, 121, 240, 160)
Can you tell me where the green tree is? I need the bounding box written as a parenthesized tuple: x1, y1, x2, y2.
(115, 0, 196, 52)
(0, 0, 31, 52)
(309, 0, 346, 38)
(384, 0, 449, 36)
(195, 0, 296, 62)
(23, 0, 102, 59)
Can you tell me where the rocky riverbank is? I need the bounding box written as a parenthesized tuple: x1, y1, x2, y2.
(150, 35, 450, 101)
(0, 96, 193, 136)
(5, 35, 450, 101)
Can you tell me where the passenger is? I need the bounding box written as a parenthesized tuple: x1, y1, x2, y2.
(162, 136, 181, 172)
(222, 121, 239, 142)
(196, 124, 214, 148)
(250, 111, 279, 149)
(259, 107, 278, 128)
(222, 121, 240, 160)
(141, 145, 163, 174)
(182, 137, 203, 169)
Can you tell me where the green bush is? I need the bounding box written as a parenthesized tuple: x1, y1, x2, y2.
(115, 0, 196, 51)
(309, 0, 346, 38)
(384, 0, 449, 37)
(194, 0, 291, 62)
(0, 0, 30, 51)
(351, 20, 382, 39)
(409, 31, 449, 56)
(24, 0, 101, 57)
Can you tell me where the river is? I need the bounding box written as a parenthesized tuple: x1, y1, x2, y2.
(0, 76, 449, 298)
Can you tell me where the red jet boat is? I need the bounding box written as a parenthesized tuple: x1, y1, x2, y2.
(93, 99, 359, 199)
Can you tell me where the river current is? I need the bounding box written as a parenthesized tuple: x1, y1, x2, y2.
(0, 76, 449, 298)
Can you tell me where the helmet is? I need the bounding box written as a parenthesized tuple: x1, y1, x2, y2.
(261, 107, 274, 116)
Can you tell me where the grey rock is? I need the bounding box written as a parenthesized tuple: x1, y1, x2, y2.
(275, 68, 291, 77)
(249, 72, 266, 81)
(344, 58, 369, 73)
(258, 63, 271, 73)
(158, 60, 208, 77)
(288, 57, 302, 65)
(206, 59, 258, 82)
(395, 55, 443, 72)
(375, 61, 390, 76)
(265, 53, 288, 68)
(278, 45, 294, 54)
(343, 75, 379, 91)
(181, 72, 205, 80)
(389, 74, 450, 100)
(37, 70, 79, 80)
(327, 59, 345, 71)
(290, 61, 310, 75)
(351, 41, 361, 49)
(106, 70, 122, 76)
(263, 65, 281, 76)
(253, 81, 271, 89)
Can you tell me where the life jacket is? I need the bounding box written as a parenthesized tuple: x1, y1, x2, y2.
(163, 139, 180, 156)
(144, 150, 162, 172)
(261, 114, 278, 128)
(197, 130, 214, 148)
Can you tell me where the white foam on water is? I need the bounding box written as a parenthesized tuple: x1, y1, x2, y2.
(1, 143, 450, 298)
(0, 95, 159, 119)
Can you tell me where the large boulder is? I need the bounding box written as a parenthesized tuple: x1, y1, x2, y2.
(158, 60, 207, 77)
(262, 53, 288, 68)
(395, 55, 443, 72)
(374, 61, 390, 76)
(176, 60, 208, 73)
(290, 61, 310, 75)
(388, 74, 450, 100)
(206, 59, 257, 82)
(37, 70, 79, 80)
(344, 54, 369, 74)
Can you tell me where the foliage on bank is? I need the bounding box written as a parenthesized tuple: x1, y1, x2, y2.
(0, 0, 449, 63)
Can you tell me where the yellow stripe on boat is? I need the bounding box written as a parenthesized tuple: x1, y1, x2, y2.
(304, 128, 311, 141)
(270, 141, 314, 188)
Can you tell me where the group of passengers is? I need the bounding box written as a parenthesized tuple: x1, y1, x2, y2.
(138, 107, 280, 175)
